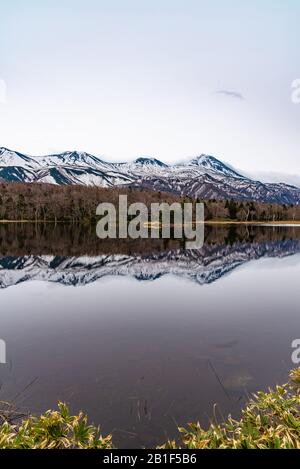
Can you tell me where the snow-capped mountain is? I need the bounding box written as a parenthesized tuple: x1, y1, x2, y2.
(0, 238, 299, 289)
(0, 147, 300, 204)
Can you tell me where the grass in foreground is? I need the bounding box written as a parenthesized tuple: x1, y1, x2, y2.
(0, 368, 299, 449)
(0, 402, 112, 449)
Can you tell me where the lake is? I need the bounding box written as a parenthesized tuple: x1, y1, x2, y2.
(0, 223, 299, 448)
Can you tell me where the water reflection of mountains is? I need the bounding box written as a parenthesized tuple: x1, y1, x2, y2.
(0, 223, 300, 288)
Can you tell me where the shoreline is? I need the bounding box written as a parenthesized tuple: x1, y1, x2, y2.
(1, 219, 300, 225)
(204, 220, 300, 225)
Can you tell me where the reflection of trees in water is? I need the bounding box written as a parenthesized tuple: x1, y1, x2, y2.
(0, 223, 299, 257)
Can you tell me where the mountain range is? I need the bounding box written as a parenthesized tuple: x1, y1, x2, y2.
(1, 147, 300, 205)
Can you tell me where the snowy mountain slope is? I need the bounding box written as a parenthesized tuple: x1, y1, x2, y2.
(185, 154, 245, 179)
(0, 147, 39, 169)
(0, 238, 299, 289)
(0, 147, 300, 204)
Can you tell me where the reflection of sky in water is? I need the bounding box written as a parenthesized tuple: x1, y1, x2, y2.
(0, 252, 300, 447)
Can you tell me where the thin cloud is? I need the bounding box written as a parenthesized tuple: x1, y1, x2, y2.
(216, 89, 245, 100)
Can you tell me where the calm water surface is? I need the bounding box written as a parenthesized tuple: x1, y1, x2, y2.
(0, 224, 299, 448)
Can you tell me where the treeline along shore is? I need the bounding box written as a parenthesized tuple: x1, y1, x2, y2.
(0, 182, 299, 223)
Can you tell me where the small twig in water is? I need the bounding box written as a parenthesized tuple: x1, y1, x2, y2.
(207, 360, 231, 401)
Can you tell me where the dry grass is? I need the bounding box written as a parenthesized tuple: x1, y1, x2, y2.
(1, 368, 299, 449)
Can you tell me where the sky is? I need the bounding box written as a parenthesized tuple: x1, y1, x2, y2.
(0, 0, 300, 176)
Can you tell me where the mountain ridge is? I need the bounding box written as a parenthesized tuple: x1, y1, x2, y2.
(0, 147, 299, 205)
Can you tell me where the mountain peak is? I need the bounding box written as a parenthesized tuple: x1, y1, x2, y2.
(134, 157, 167, 167)
(0, 147, 37, 168)
(35, 150, 107, 168)
(187, 154, 244, 179)
(190, 154, 217, 163)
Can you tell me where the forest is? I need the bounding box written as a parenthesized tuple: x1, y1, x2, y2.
(0, 182, 299, 223)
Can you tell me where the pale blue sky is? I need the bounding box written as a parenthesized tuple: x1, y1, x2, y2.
(0, 0, 300, 174)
